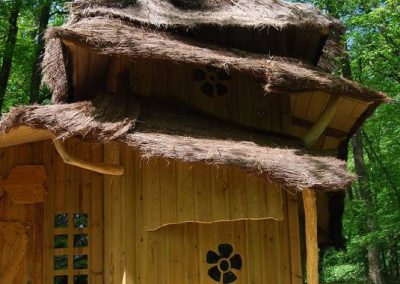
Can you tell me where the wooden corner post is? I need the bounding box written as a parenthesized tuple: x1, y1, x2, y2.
(302, 189, 319, 284)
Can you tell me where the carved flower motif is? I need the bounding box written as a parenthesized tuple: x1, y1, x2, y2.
(206, 243, 242, 283)
(193, 66, 231, 97)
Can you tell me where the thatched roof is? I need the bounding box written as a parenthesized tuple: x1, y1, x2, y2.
(0, 96, 354, 191)
(44, 17, 388, 103)
(69, 0, 342, 32)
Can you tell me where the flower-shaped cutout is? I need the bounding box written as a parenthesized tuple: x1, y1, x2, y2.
(193, 66, 231, 98)
(206, 243, 242, 283)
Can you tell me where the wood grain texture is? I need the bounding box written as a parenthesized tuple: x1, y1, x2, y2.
(142, 159, 283, 231)
(303, 189, 319, 284)
(106, 145, 301, 284)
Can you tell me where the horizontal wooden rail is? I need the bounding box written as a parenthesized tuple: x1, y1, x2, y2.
(52, 139, 124, 176)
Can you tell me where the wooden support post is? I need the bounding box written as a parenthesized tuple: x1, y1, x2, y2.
(302, 189, 319, 284)
(303, 96, 341, 148)
(52, 138, 124, 176)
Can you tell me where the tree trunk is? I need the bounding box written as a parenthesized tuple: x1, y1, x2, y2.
(0, 0, 22, 111)
(29, 1, 52, 104)
(352, 129, 385, 284)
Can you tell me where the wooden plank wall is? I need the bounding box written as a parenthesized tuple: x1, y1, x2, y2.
(104, 143, 303, 284)
(0, 142, 44, 283)
(0, 139, 302, 284)
(44, 140, 104, 284)
(0, 140, 104, 284)
(142, 159, 284, 231)
(104, 56, 292, 136)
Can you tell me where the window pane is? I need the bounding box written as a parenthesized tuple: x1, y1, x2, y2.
(73, 234, 88, 248)
(54, 235, 68, 249)
(54, 255, 68, 270)
(73, 255, 88, 269)
(74, 275, 88, 284)
(73, 213, 88, 228)
(55, 214, 68, 228)
(54, 275, 68, 284)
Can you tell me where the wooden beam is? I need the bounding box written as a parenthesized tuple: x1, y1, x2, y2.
(302, 189, 319, 284)
(0, 126, 52, 148)
(52, 138, 124, 176)
(303, 96, 341, 147)
(293, 117, 348, 139)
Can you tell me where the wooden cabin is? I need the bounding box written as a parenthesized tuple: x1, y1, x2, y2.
(0, 0, 388, 283)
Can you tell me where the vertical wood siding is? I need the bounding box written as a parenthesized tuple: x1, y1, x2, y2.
(0, 139, 302, 283)
(104, 143, 302, 284)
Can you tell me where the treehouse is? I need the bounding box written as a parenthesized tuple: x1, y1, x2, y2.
(0, 0, 388, 283)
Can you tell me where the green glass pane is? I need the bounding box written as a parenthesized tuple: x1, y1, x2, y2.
(54, 234, 68, 249)
(54, 255, 68, 270)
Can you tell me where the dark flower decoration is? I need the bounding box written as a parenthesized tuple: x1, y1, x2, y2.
(206, 243, 242, 283)
(193, 66, 231, 98)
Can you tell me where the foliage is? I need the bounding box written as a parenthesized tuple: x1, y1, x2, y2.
(288, 0, 400, 282)
(0, 0, 67, 112)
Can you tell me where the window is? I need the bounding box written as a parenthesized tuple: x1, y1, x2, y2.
(53, 213, 89, 283)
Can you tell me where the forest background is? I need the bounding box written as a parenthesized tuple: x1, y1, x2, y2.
(0, 0, 398, 283)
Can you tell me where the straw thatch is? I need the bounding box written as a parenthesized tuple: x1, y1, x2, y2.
(67, 0, 349, 74)
(69, 0, 342, 32)
(0, 96, 354, 191)
(44, 17, 388, 104)
(0, 94, 140, 141)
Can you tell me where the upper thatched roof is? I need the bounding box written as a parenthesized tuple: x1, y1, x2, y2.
(0, 96, 354, 191)
(44, 18, 388, 103)
(69, 0, 342, 32)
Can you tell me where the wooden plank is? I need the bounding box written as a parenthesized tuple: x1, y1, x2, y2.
(67, 140, 79, 284)
(246, 175, 266, 219)
(287, 192, 304, 284)
(210, 166, 229, 221)
(184, 223, 200, 283)
(166, 225, 184, 284)
(232, 221, 247, 283)
(91, 143, 104, 283)
(306, 92, 330, 121)
(293, 92, 313, 119)
(228, 168, 247, 220)
(279, 194, 292, 284)
(246, 220, 263, 283)
(303, 189, 319, 284)
(193, 163, 212, 222)
(160, 159, 177, 227)
(43, 141, 56, 283)
(176, 162, 194, 223)
(143, 158, 161, 231)
(133, 150, 147, 284)
(103, 142, 121, 283)
(124, 146, 135, 284)
(198, 223, 216, 284)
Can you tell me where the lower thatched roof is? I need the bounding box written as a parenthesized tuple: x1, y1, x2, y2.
(44, 17, 388, 104)
(0, 96, 354, 191)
